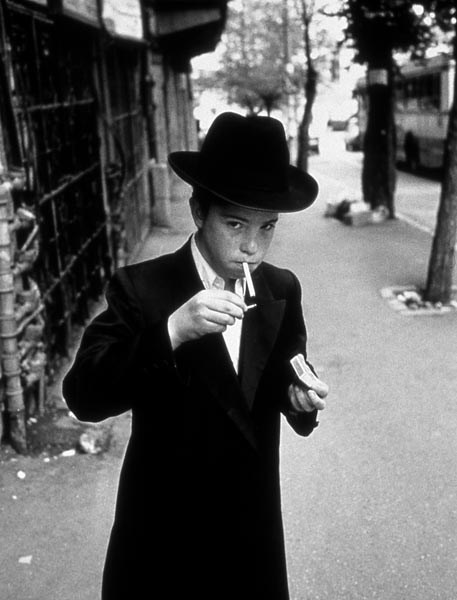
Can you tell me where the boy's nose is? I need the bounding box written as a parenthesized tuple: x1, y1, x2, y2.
(240, 237, 257, 255)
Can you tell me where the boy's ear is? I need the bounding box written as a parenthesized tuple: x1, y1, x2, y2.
(189, 196, 205, 229)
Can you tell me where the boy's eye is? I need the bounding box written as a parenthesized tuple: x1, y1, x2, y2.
(263, 223, 276, 231)
(227, 221, 242, 229)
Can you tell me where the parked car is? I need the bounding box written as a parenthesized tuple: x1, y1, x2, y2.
(308, 125, 320, 154)
(344, 115, 363, 151)
(307, 111, 329, 154)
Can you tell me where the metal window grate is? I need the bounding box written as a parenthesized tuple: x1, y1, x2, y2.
(104, 43, 149, 256)
(7, 6, 111, 361)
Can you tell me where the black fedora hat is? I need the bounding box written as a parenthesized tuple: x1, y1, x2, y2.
(168, 112, 318, 212)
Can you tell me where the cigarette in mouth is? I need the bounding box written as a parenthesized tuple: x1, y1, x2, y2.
(242, 262, 256, 309)
(242, 262, 255, 296)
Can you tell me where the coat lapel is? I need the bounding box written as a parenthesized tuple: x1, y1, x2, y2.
(162, 240, 204, 315)
(181, 332, 259, 450)
(239, 268, 285, 410)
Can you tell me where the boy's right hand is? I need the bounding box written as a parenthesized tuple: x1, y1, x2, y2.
(168, 290, 247, 350)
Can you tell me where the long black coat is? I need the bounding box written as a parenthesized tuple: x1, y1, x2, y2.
(63, 240, 318, 600)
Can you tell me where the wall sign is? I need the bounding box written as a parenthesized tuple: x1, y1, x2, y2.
(367, 69, 388, 86)
(53, 0, 100, 27)
(102, 0, 143, 41)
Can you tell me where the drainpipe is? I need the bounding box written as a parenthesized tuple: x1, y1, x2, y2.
(0, 182, 26, 453)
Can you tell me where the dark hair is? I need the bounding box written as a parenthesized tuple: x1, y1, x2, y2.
(191, 186, 225, 217)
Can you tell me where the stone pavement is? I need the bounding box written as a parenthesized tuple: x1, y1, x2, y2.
(1, 172, 456, 599)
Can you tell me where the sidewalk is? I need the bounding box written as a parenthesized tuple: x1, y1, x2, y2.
(273, 189, 457, 597)
(1, 174, 456, 599)
(131, 180, 194, 263)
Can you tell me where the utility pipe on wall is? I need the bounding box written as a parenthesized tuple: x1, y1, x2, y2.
(0, 182, 26, 453)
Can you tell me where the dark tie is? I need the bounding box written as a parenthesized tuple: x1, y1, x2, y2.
(225, 279, 236, 293)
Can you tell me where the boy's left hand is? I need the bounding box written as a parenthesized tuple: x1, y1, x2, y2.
(288, 381, 328, 413)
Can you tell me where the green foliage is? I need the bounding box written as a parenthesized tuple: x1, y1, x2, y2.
(421, 1, 456, 32)
(342, 1, 432, 66)
(220, 0, 287, 114)
(200, 0, 341, 115)
(417, 1, 457, 55)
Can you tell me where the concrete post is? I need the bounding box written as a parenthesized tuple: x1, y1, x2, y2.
(149, 52, 169, 164)
(185, 72, 198, 151)
(149, 161, 171, 227)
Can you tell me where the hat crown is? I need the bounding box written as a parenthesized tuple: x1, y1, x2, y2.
(198, 113, 290, 193)
(167, 111, 319, 212)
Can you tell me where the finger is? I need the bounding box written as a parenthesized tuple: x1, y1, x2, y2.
(288, 384, 303, 412)
(203, 308, 236, 327)
(308, 379, 329, 398)
(306, 389, 326, 411)
(294, 386, 313, 410)
(206, 290, 247, 312)
(294, 385, 326, 412)
(206, 298, 246, 320)
(294, 371, 329, 398)
(223, 290, 248, 308)
(289, 385, 314, 413)
(193, 293, 242, 321)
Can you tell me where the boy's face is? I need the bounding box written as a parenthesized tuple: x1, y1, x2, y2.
(191, 198, 279, 280)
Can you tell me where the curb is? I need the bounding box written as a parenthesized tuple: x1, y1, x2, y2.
(380, 285, 457, 316)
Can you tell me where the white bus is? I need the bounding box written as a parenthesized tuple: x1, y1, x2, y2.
(351, 54, 455, 170)
(396, 54, 454, 170)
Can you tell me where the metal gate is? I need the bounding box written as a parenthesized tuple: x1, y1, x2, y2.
(5, 2, 111, 362)
(102, 41, 150, 260)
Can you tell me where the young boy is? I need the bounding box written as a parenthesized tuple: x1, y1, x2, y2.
(63, 112, 328, 600)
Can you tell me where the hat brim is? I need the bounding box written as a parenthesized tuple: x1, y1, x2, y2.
(168, 151, 318, 213)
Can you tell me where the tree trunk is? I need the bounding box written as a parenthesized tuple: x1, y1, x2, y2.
(424, 38, 457, 304)
(296, 3, 317, 174)
(296, 65, 317, 173)
(362, 61, 397, 218)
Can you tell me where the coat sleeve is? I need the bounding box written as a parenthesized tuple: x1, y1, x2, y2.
(279, 271, 319, 437)
(62, 269, 176, 422)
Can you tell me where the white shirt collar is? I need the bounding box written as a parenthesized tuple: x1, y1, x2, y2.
(191, 234, 245, 296)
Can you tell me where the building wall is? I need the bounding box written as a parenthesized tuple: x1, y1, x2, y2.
(0, 0, 216, 451)
(147, 51, 198, 225)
